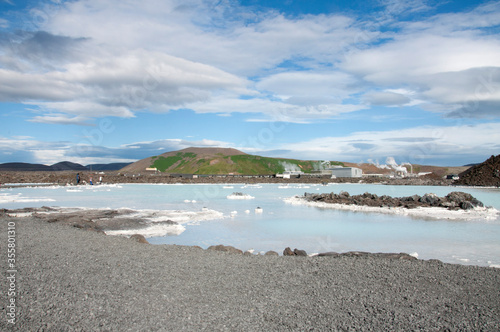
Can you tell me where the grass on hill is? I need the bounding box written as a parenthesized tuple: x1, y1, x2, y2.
(150, 152, 344, 175)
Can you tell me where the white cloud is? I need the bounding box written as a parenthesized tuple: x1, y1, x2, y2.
(256, 71, 360, 105)
(380, 0, 432, 15)
(344, 35, 500, 83)
(401, 1, 500, 33)
(29, 114, 94, 126)
(31, 149, 68, 165)
(1, 0, 499, 128)
(185, 97, 366, 123)
(2, 0, 369, 123)
(45, 1, 368, 75)
(362, 91, 411, 106)
(0, 49, 249, 123)
(342, 16, 500, 117)
(0, 18, 9, 28)
(273, 122, 500, 165)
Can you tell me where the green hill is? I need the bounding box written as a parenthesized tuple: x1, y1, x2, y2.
(121, 147, 343, 175)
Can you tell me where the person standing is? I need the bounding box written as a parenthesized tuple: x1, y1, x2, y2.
(76, 173, 80, 184)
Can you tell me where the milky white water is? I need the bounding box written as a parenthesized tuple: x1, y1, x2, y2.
(1, 183, 500, 267)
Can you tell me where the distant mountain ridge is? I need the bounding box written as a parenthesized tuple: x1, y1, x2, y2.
(0, 161, 132, 171)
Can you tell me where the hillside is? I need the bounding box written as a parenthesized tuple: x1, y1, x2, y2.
(455, 155, 500, 187)
(120, 147, 345, 175)
(0, 162, 54, 171)
(0, 161, 86, 171)
(87, 163, 132, 171)
(0, 161, 130, 172)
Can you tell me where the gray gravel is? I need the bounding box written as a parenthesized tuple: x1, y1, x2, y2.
(1, 215, 499, 331)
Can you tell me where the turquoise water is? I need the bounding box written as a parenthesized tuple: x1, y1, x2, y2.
(2, 183, 500, 266)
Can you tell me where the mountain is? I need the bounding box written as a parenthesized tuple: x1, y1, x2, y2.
(120, 147, 344, 175)
(86, 163, 132, 171)
(0, 161, 131, 172)
(51, 161, 87, 171)
(0, 162, 54, 171)
(455, 154, 500, 187)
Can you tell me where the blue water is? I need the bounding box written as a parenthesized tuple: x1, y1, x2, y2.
(2, 183, 500, 266)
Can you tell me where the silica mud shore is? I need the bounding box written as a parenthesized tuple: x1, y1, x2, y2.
(1, 213, 500, 331)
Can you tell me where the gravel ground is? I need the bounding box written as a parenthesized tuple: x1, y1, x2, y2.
(1, 215, 499, 331)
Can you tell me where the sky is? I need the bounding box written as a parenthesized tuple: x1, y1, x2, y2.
(0, 0, 499, 166)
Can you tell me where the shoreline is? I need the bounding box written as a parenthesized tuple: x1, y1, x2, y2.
(0, 170, 460, 187)
(1, 213, 499, 330)
(4, 206, 500, 268)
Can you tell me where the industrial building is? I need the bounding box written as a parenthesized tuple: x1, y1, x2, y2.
(330, 167, 362, 178)
(310, 166, 363, 178)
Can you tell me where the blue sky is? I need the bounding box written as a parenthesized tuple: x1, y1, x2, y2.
(1, 0, 499, 166)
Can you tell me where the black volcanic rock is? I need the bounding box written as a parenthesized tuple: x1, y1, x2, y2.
(455, 154, 500, 187)
(303, 191, 485, 211)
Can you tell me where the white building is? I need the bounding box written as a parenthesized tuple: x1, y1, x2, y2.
(329, 167, 363, 178)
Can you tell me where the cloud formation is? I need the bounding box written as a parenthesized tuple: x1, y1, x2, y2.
(1, 0, 499, 124)
(270, 122, 500, 165)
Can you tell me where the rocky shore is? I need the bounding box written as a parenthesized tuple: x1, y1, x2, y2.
(0, 170, 452, 186)
(5, 206, 182, 235)
(303, 191, 485, 210)
(1, 213, 499, 331)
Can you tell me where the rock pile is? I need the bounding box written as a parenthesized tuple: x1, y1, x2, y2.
(207, 244, 244, 254)
(283, 247, 308, 256)
(303, 191, 484, 210)
(456, 154, 500, 187)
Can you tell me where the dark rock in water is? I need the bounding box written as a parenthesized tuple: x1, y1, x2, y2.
(207, 244, 243, 255)
(339, 191, 350, 198)
(130, 234, 149, 244)
(406, 194, 421, 202)
(283, 247, 295, 256)
(303, 190, 485, 211)
(446, 191, 473, 204)
(460, 201, 475, 210)
(294, 248, 308, 256)
(420, 193, 440, 205)
(446, 191, 484, 209)
(264, 251, 279, 256)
